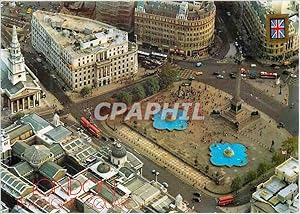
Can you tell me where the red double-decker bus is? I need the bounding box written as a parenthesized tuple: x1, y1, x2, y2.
(80, 117, 100, 138)
(260, 71, 278, 79)
(217, 195, 234, 206)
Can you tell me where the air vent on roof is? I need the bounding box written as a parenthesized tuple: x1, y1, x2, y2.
(44, 15, 50, 23)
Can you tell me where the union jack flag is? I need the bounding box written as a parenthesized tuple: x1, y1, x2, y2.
(270, 18, 285, 39)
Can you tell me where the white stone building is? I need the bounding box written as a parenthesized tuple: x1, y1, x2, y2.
(251, 157, 299, 213)
(31, 10, 138, 91)
(1, 26, 41, 114)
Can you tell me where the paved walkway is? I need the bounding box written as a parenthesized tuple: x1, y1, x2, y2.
(116, 125, 212, 190)
(219, 203, 251, 213)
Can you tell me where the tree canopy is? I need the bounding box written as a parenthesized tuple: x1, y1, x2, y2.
(143, 77, 160, 96)
(131, 84, 146, 101)
(80, 86, 92, 97)
(158, 64, 179, 89)
(231, 176, 241, 192)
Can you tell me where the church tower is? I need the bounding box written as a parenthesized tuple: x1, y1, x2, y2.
(8, 25, 26, 85)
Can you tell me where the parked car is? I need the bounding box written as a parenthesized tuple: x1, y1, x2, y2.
(189, 76, 195, 80)
(217, 75, 224, 79)
(277, 122, 285, 128)
(193, 197, 201, 203)
(213, 72, 219, 75)
(193, 192, 202, 197)
(230, 72, 236, 79)
(196, 62, 203, 67)
(291, 73, 297, 78)
(250, 64, 257, 68)
(109, 137, 116, 142)
(101, 136, 108, 142)
(62, 86, 66, 91)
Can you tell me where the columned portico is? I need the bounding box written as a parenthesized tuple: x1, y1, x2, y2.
(1, 25, 42, 115)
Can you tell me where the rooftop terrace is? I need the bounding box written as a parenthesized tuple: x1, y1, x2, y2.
(32, 10, 129, 58)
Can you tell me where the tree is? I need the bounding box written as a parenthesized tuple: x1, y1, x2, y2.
(131, 84, 146, 101)
(231, 176, 241, 192)
(281, 137, 298, 157)
(272, 151, 285, 165)
(117, 92, 132, 105)
(80, 86, 92, 97)
(158, 64, 179, 89)
(244, 170, 257, 184)
(143, 77, 160, 96)
(257, 162, 269, 175)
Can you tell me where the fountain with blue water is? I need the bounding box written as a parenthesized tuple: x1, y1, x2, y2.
(152, 109, 188, 131)
(209, 142, 248, 167)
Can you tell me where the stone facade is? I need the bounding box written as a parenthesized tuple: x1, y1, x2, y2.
(135, 1, 216, 57)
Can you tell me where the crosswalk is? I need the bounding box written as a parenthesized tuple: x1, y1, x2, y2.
(179, 69, 196, 79)
(117, 125, 211, 189)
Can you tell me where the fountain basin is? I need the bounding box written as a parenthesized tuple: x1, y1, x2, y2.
(209, 143, 248, 167)
(153, 109, 188, 131)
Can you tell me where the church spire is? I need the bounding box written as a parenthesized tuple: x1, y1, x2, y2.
(10, 25, 21, 58)
(8, 25, 26, 85)
(11, 25, 20, 48)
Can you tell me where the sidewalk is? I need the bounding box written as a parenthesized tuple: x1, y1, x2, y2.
(219, 203, 251, 213)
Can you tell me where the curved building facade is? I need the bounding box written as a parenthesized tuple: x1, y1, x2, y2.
(233, 1, 299, 64)
(135, 1, 216, 57)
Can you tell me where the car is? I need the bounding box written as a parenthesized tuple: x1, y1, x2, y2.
(222, 70, 226, 74)
(189, 76, 195, 80)
(250, 64, 257, 68)
(226, 12, 231, 16)
(291, 73, 297, 78)
(193, 192, 202, 197)
(162, 182, 169, 188)
(213, 72, 219, 75)
(193, 197, 201, 203)
(277, 122, 285, 128)
(109, 137, 116, 142)
(274, 66, 281, 69)
(196, 71, 203, 76)
(62, 86, 66, 91)
(234, 41, 239, 47)
(241, 73, 247, 78)
(36, 57, 42, 63)
(101, 136, 108, 142)
(217, 75, 224, 79)
(196, 62, 203, 67)
(181, 82, 191, 87)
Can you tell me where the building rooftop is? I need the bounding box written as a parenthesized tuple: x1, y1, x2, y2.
(23, 144, 52, 166)
(141, 1, 215, 20)
(32, 10, 129, 58)
(0, 165, 33, 199)
(0, 50, 41, 98)
(7, 124, 33, 141)
(20, 113, 51, 133)
(12, 141, 30, 157)
(10, 161, 34, 177)
(39, 161, 66, 181)
(252, 158, 299, 213)
(44, 125, 72, 142)
(276, 157, 299, 178)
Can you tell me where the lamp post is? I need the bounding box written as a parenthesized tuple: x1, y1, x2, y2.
(152, 169, 159, 183)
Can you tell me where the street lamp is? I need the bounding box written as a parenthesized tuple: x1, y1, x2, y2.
(152, 169, 159, 183)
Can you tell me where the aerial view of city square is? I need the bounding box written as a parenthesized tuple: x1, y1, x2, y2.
(0, 0, 299, 213)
